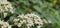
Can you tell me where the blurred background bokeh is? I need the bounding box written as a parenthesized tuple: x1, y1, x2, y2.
(0, 0, 60, 28)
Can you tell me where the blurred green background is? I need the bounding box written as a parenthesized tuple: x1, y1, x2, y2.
(0, 0, 60, 28)
(8, 0, 60, 28)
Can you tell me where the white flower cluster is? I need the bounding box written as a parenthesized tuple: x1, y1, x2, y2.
(0, 0, 7, 4)
(0, 0, 14, 18)
(0, 20, 11, 28)
(12, 13, 43, 28)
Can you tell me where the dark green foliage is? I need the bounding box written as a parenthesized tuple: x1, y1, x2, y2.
(0, 0, 60, 28)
